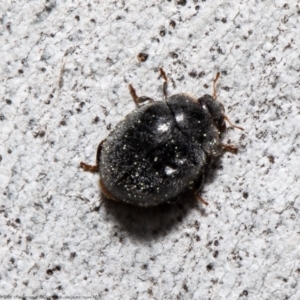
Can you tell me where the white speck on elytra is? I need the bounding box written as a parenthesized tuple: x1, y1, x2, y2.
(165, 166, 176, 175)
(157, 122, 170, 132)
(176, 113, 184, 122)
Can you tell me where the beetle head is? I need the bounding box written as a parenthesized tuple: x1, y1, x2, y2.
(198, 94, 226, 133)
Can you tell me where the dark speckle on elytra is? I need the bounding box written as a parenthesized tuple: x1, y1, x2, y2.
(206, 263, 214, 271)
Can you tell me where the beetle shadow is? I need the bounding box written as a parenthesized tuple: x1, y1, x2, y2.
(93, 154, 225, 241)
(99, 193, 208, 241)
(204, 156, 224, 185)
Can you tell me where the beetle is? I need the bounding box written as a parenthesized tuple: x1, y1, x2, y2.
(80, 68, 243, 207)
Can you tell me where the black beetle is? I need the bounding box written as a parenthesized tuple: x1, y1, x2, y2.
(80, 68, 243, 207)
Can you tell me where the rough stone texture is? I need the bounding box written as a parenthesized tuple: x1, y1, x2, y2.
(1, 1, 300, 299)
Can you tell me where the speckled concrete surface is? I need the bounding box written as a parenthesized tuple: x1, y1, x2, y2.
(1, 1, 300, 299)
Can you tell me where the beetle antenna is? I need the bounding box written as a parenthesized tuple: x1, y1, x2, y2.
(212, 72, 220, 99)
(195, 194, 209, 206)
(128, 84, 140, 107)
(223, 115, 244, 131)
(159, 67, 168, 99)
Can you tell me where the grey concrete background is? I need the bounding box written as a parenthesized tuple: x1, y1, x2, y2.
(1, 0, 300, 299)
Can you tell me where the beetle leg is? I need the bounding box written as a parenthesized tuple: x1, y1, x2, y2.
(221, 143, 238, 154)
(159, 67, 168, 99)
(195, 194, 209, 206)
(223, 115, 244, 131)
(80, 162, 98, 172)
(129, 85, 154, 106)
(193, 175, 209, 206)
(212, 72, 220, 99)
(136, 96, 154, 105)
(80, 140, 105, 173)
